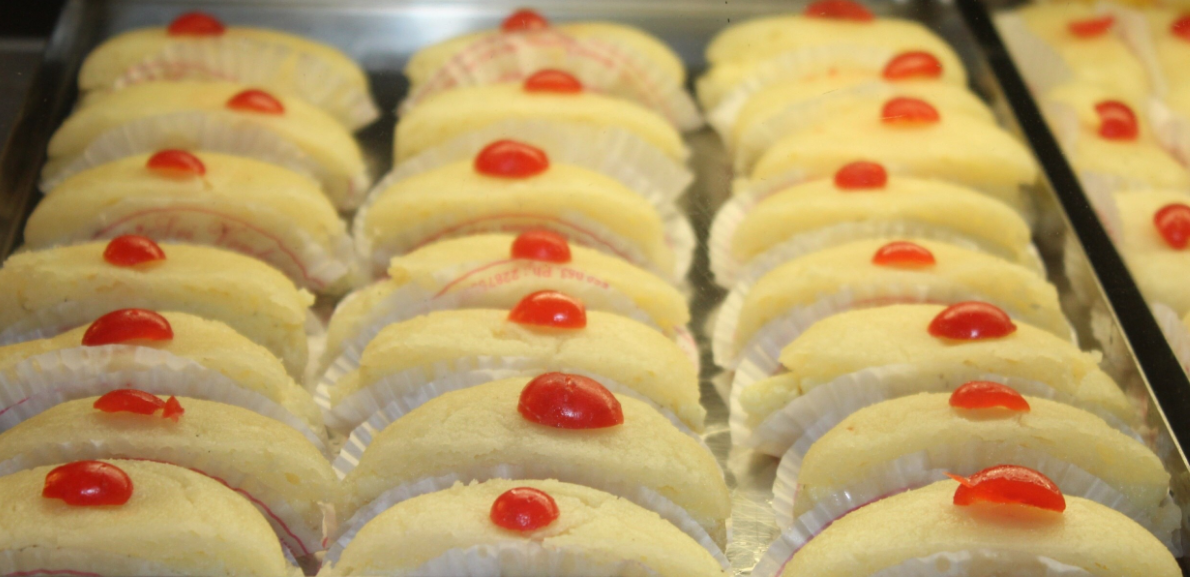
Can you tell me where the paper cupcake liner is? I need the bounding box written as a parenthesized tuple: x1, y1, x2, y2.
(1110, 5, 1168, 99)
(731, 366, 1139, 458)
(0, 443, 325, 558)
(0, 546, 303, 577)
(706, 44, 892, 138)
(0, 345, 326, 451)
(367, 119, 691, 211)
(1152, 302, 1190, 373)
(772, 438, 1180, 552)
(325, 467, 726, 570)
(994, 12, 1075, 98)
(1149, 97, 1190, 167)
(101, 36, 379, 130)
(326, 542, 661, 577)
(399, 30, 702, 132)
(756, 543, 1096, 577)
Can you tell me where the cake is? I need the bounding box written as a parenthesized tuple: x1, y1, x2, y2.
(0, 240, 313, 378)
(1112, 190, 1190, 315)
(1145, 9, 1190, 89)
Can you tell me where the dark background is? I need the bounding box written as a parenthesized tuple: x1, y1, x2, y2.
(1, 2, 67, 37)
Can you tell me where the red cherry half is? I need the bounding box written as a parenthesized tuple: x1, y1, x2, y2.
(518, 372, 624, 429)
(226, 89, 285, 114)
(511, 230, 571, 263)
(872, 241, 936, 268)
(490, 487, 560, 531)
(508, 291, 587, 329)
(42, 461, 133, 507)
(474, 140, 550, 178)
(1154, 203, 1190, 249)
(524, 69, 583, 94)
(834, 161, 888, 190)
(502, 8, 550, 32)
(82, 309, 174, 347)
(93, 389, 185, 422)
(103, 235, 166, 267)
(949, 381, 1031, 412)
(167, 12, 226, 37)
(948, 465, 1066, 512)
(1172, 15, 1190, 42)
(804, 0, 874, 21)
(881, 97, 940, 125)
(1068, 15, 1114, 38)
(1095, 100, 1139, 141)
(883, 51, 944, 81)
(928, 302, 1017, 340)
(146, 149, 205, 177)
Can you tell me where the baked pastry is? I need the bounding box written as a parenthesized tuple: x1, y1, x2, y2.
(336, 375, 728, 546)
(0, 459, 294, 576)
(0, 239, 312, 378)
(44, 81, 368, 210)
(1112, 190, 1190, 315)
(1143, 9, 1190, 90)
(0, 392, 336, 558)
(0, 310, 323, 435)
(323, 232, 689, 369)
(26, 150, 356, 294)
(357, 140, 681, 281)
(322, 478, 725, 577)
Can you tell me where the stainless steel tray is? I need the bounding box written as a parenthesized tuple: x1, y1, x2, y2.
(2, 0, 1189, 574)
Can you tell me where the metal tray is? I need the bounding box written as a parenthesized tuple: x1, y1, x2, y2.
(2, 0, 1189, 574)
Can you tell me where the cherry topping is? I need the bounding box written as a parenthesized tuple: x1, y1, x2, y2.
(474, 140, 550, 179)
(42, 461, 133, 507)
(490, 487, 560, 531)
(1154, 203, 1190, 249)
(523, 69, 584, 94)
(872, 241, 936, 268)
(93, 389, 185, 422)
(1068, 15, 1114, 38)
(882, 51, 944, 81)
(804, 0, 875, 21)
(834, 161, 888, 190)
(928, 302, 1017, 340)
(949, 381, 1031, 412)
(502, 8, 550, 32)
(146, 149, 205, 177)
(511, 230, 571, 263)
(518, 372, 624, 429)
(1095, 100, 1139, 141)
(167, 12, 226, 37)
(948, 465, 1065, 512)
(881, 97, 940, 125)
(82, 309, 174, 347)
(508, 291, 587, 329)
(226, 89, 285, 115)
(1172, 15, 1190, 42)
(103, 235, 166, 267)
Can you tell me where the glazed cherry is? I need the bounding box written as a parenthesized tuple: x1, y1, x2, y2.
(1095, 100, 1139, 141)
(42, 461, 133, 507)
(949, 381, 1031, 412)
(103, 235, 166, 267)
(524, 69, 584, 94)
(82, 309, 174, 347)
(1172, 15, 1190, 42)
(882, 51, 944, 81)
(928, 302, 1017, 340)
(872, 241, 936, 268)
(881, 97, 940, 125)
(167, 12, 226, 36)
(508, 291, 587, 329)
(226, 89, 285, 114)
(146, 149, 205, 177)
(948, 465, 1066, 512)
(804, 0, 874, 21)
(94, 389, 185, 422)
(490, 487, 560, 531)
(1154, 203, 1190, 249)
(834, 161, 888, 190)
(474, 140, 550, 178)
(511, 230, 572, 263)
(518, 372, 624, 429)
(502, 8, 550, 32)
(1068, 15, 1114, 38)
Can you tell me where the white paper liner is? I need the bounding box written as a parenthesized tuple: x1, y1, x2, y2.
(995, 12, 1076, 98)
(1152, 302, 1190, 373)
(0, 546, 302, 577)
(0, 443, 325, 558)
(756, 544, 1095, 577)
(367, 119, 691, 211)
(324, 468, 726, 570)
(1112, 5, 1168, 99)
(331, 542, 661, 577)
(0, 345, 326, 451)
(771, 438, 1181, 553)
(399, 30, 702, 132)
(1149, 97, 1190, 168)
(102, 36, 379, 130)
